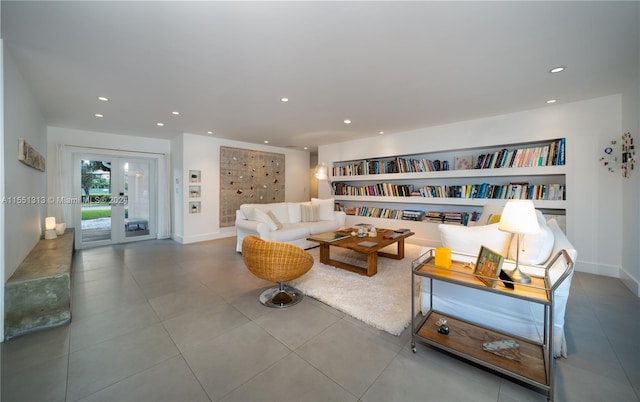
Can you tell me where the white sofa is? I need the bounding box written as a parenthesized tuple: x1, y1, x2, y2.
(419, 209, 577, 358)
(235, 198, 347, 252)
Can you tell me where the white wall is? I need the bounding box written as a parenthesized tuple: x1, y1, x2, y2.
(319, 95, 626, 282)
(3, 47, 47, 282)
(173, 133, 310, 244)
(170, 134, 184, 240)
(621, 71, 640, 294)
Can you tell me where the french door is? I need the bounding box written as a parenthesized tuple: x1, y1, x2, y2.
(74, 154, 156, 248)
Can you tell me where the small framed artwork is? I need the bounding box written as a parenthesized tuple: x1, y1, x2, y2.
(189, 170, 201, 183)
(189, 185, 201, 198)
(474, 245, 504, 288)
(189, 201, 201, 214)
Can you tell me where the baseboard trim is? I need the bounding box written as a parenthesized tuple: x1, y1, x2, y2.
(619, 268, 640, 297)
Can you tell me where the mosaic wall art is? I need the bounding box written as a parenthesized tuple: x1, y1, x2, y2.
(220, 146, 285, 227)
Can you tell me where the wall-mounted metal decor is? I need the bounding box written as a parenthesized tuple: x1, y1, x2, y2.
(18, 138, 46, 171)
(220, 146, 285, 227)
(621, 132, 635, 179)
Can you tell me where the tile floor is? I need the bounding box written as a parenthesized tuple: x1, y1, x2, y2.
(1, 237, 639, 402)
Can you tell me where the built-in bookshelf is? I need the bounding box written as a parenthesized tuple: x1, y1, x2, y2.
(331, 138, 567, 226)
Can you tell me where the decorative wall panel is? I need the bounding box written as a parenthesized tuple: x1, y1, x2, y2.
(220, 146, 285, 227)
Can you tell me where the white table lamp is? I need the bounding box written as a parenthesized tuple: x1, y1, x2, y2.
(498, 200, 540, 283)
(44, 216, 58, 240)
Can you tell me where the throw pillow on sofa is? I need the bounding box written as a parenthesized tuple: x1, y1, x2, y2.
(267, 210, 284, 230)
(439, 223, 513, 257)
(507, 212, 554, 265)
(311, 198, 335, 221)
(253, 208, 279, 231)
(300, 204, 319, 222)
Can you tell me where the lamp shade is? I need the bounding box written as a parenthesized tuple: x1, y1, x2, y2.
(45, 216, 57, 231)
(498, 200, 540, 235)
(314, 163, 329, 180)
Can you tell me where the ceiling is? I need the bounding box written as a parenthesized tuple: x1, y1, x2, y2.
(2, 1, 639, 153)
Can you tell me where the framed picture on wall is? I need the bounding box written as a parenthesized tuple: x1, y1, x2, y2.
(189, 201, 201, 214)
(189, 170, 201, 183)
(189, 185, 201, 198)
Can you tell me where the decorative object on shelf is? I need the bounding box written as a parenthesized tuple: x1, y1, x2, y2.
(438, 324, 450, 335)
(219, 146, 285, 227)
(315, 162, 333, 195)
(482, 333, 521, 361)
(498, 200, 540, 284)
(473, 245, 505, 288)
(454, 155, 473, 170)
(189, 170, 201, 183)
(55, 222, 67, 235)
(18, 138, 46, 172)
(621, 132, 635, 179)
(44, 216, 57, 239)
(436, 317, 450, 335)
(189, 201, 201, 214)
(434, 247, 452, 268)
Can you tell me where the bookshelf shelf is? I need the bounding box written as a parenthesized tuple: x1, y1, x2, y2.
(332, 165, 566, 182)
(334, 195, 565, 209)
(331, 138, 567, 228)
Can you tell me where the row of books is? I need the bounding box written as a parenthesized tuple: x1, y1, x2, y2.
(423, 211, 479, 226)
(346, 207, 405, 220)
(331, 138, 566, 177)
(474, 138, 565, 169)
(332, 157, 450, 176)
(417, 183, 566, 200)
(345, 207, 477, 225)
(332, 182, 415, 197)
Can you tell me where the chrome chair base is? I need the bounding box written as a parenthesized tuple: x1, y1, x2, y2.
(259, 284, 304, 308)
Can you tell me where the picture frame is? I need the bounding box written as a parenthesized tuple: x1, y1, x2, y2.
(189, 201, 201, 214)
(189, 170, 201, 183)
(474, 245, 505, 288)
(189, 185, 201, 198)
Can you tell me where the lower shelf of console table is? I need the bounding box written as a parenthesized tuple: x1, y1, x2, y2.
(413, 311, 549, 388)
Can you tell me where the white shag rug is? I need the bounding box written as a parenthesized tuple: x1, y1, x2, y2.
(289, 243, 423, 336)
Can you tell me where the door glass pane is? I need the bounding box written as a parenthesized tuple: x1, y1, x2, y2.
(124, 160, 150, 238)
(80, 159, 112, 242)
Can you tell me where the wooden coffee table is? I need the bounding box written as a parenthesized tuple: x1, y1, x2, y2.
(307, 229, 414, 277)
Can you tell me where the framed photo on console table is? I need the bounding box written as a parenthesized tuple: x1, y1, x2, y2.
(474, 245, 504, 288)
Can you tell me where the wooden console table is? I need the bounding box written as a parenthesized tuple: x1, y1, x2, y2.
(411, 248, 574, 401)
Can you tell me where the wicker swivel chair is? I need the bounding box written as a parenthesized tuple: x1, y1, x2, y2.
(241, 235, 314, 308)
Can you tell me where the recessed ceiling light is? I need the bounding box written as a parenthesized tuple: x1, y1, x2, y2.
(207, 131, 213, 135)
(172, 111, 180, 115)
(94, 113, 103, 118)
(303, 147, 308, 150)
(157, 122, 165, 127)
(344, 119, 351, 124)
(546, 99, 557, 104)
(549, 66, 565, 73)
(264, 140, 269, 144)
(97, 96, 109, 102)
(379, 131, 384, 135)
(280, 98, 289, 102)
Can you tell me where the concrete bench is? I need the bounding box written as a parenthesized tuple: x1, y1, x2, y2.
(4, 228, 75, 340)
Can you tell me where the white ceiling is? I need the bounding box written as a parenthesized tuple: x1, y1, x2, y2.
(2, 1, 639, 152)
